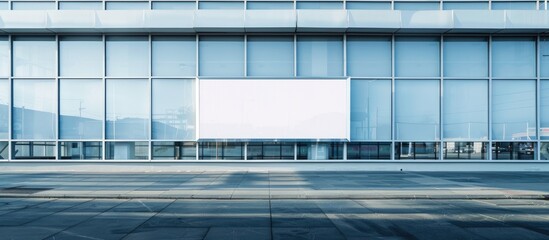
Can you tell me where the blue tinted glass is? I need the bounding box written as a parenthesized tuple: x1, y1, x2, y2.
(13, 36, 56, 77)
(152, 79, 196, 140)
(395, 37, 440, 77)
(0, 38, 8, 77)
(492, 1, 536, 9)
(492, 37, 536, 78)
(152, 1, 196, 9)
(351, 80, 391, 140)
(297, 35, 343, 77)
(443, 80, 488, 140)
(106, 1, 149, 9)
(394, 2, 440, 10)
(59, 1, 103, 10)
(542, 80, 549, 140)
(11, 1, 55, 10)
(0, 2, 7, 9)
(347, 36, 391, 77)
(443, 37, 488, 78)
(60, 79, 103, 139)
(152, 36, 196, 77)
(13, 79, 56, 139)
(296, 1, 343, 9)
(540, 37, 549, 77)
(0, 79, 7, 139)
(395, 80, 440, 140)
(199, 36, 244, 77)
(199, 1, 244, 9)
(492, 80, 536, 140)
(247, 1, 293, 9)
(247, 36, 294, 77)
(106, 36, 149, 77)
(106, 79, 149, 140)
(346, 1, 391, 9)
(443, 2, 488, 10)
(60, 36, 103, 77)
(106, 142, 149, 159)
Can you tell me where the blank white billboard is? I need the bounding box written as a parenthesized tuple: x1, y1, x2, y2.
(198, 79, 349, 140)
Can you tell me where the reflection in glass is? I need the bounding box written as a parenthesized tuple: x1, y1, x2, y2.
(491, 1, 536, 10)
(394, 2, 439, 10)
(492, 80, 536, 140)
(492, 37, 536, 78)
(152, 36, 196, 77)
(443, 37, 488, 78)
(106, 142, 149, 160)
(296, 1, 343, 9)
(542, 81, 549, 140)
(347, 142, 391, 160)
(106, 79, 149, 140)
(198, 1, 244, 9)
(152, 142, 196, 160)
(395, 142, 439, 160)
(106, 36, 149, 77)
(199, 142, 244, 160)
(297, 142, 343, 160)
(13, 79, 56, 139)
(247, 36, 294, 77)
(492, 142, 536, 160)
(346, 2, 391, 9)
(395, 37, 440, 77)
(60, 79, 103, 139)
(152, 1, 195, 9)
(0, 79, 8, 139)
(0, 37, 8, 76)
(247, 142, 294, 160)
(59, 1, 103, 10)
(395, 80, 440, 140)
(443, 80, 488, 140)
(199, 36, 244, 77)
(347, 36, 391, 77)
(541, 37, 549, 77)
(443, 2, 489, 10)
(0, 142, 7, 159)
(13, 36, 56, 77)
(12, 141, 55, 160)
(246, 1, 293, 9)
(60, 36, 103, 77)
(443, 142, 487, 160)
(541, 142, 549, 160)
(152, 79, 196, 140)
(12, 1, 55, 10)
(297, 36, 343, 77)
(59, 142, 102, 160)
(106, 1, 149, 9)
(351, 80, 391, 140)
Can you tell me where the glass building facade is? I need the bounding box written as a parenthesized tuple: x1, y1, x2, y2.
(0, 2, 548, 161)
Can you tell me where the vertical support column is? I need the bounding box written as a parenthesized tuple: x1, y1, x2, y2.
(55, 35, 59, 160)
(488, 35, 493, 160)
(439, 34, 444, 160)
(391, 34, 396, 160)
(537, 34, 541, 160)
(102, 34, 107, 160)
(7, 35, 12, 161)
(148, 34, 153, 161)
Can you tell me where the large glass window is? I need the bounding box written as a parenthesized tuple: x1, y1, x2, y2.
(198, 1, 244, 9)
(247, 142, 294, 160)
(11, 1, 55, 10)
(199, 142, 244, 160)
(351, 80, 391, 140)
(395, 142, 439, 160)
(152, 142, 196, 160)
(297, 36, 343, 77)
(12, 142, 55, 160)
(59, 1, 103, 10)
(347, 36, 391, 77)
(347, 142, 391, 160)
(0, 142, 7, 159)
(492, 142, 536, 160)
(443, 37, 488, 78)
(395, 37, 440, 77)
(346, 1, 391, 10)
(296, 1, 343, 9)
(13, 36, 56, 77)
(247, 36, 294, 77)
(105, 142, 149, 160)
(106, 36, 149, 77)
(246, 1, 293, 9)
(492, 80, 536, 140)
(542, 143, 549, 160)
(492, 37, 536, 78)
(152, 79, 196, 140)
(540, 37, 549, 78)
(106, 1, 149, 10)
(542, 80, 549, 140)
(60, 79, 103, 139)
(0, 79, 7, 139)
(491, 1, 536, 10)
(152, 36, 196, 77)
(394, 2, 440, 10)
(0, 37, 8, 77)
(297, 142, 343, 160)
(443, 142, 487, 160)
(199, 36, 244, 77)
(152, 1, 196, 9)
(0, 2, 8, 9)
(106, 79, 149, 140)
(59, 142, 102, 160)
(60, 36, 103, 77)
(395, 80, 440, 140)
(13, 79, 56, 140)
(442, 2, 489, 10)
(443, 80, 488, 140)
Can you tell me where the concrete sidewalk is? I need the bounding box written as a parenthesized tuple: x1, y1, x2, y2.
(0, 171, 548, 200)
